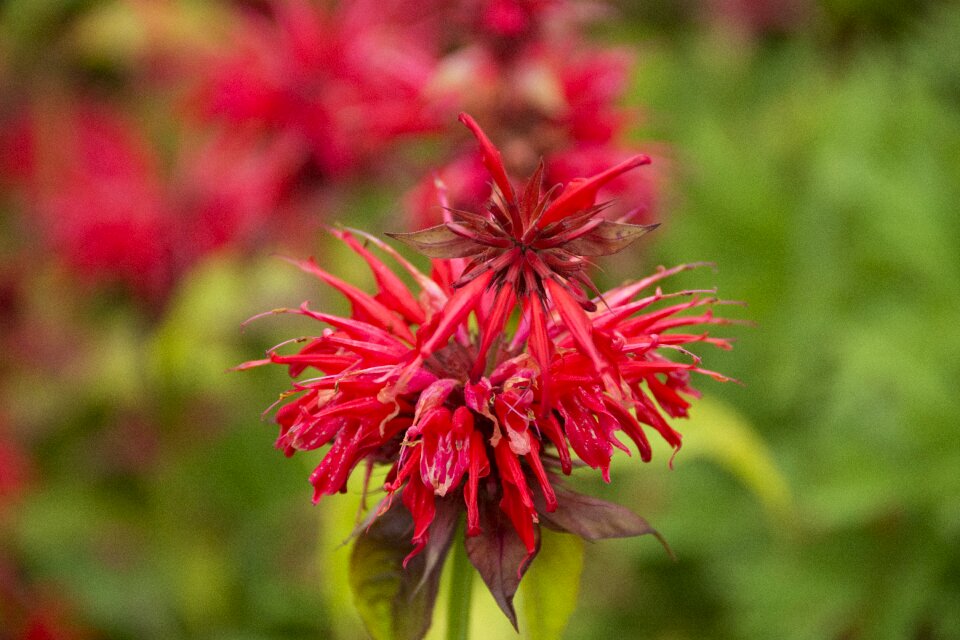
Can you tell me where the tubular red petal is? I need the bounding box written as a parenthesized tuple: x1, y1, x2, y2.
(538, 154, 650, 229)
(471, 282, 517, 379)
(494, 441, 538, 556)
(632, 387, 684, 450)
(524, 436, 557, 512)
(402, 469, 437, 567)
(545, 279, 614, 390)
(458, 112, 514, 203)
(288, 257, 415, 343)
(412, 378, 460, 427)
(601, 263, 714, 308)
(293, 303, 404, 346)
(539, 412, 572, 474)
(418, 269, 493, 357)
(309, 424, 370, 501)
(558, 395, 613, 482)
(465, 429, 489, 536)
(602, 397, 652, 462)
(334, 229, 426, 324)
(346, 227, 447, 308)
(526, 298, 554, 417)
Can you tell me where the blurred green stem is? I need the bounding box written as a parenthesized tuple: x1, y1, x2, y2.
(446, 530, 473, 640)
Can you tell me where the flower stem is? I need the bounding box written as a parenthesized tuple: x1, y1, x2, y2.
(446, 532, 473, 640)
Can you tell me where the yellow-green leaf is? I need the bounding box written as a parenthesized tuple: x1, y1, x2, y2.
(679, 397, 794, 526)
(519, 529, 584, 640)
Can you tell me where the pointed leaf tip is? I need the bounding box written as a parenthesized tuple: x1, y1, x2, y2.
(538, 487, 667, 546)
(564, 221, 659, 256)
(465, 504, 539, 630)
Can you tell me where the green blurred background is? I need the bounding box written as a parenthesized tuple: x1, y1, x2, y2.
(2, 1, 959, 638)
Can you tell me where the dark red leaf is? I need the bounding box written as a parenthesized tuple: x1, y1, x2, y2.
(536, 486, 671, 553)
(465, 503, 541, 630)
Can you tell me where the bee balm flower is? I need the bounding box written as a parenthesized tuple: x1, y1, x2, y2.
(242, 114, 734, 631)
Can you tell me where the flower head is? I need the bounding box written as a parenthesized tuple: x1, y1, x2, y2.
(243, 114, 734, 630)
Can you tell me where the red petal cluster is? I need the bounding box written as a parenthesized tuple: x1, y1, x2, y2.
(245, 118, 734, 613)
(193, 0, 440, 177)
(408, 4, 662, 228)
(0, 100, 301, 305)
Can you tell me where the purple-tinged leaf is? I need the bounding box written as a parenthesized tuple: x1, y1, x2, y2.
(465, 503, 541, 630)
(536, 486, 671, 553)
(418, 497, 460, 592)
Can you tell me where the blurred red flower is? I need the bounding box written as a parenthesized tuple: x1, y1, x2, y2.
(411, 31, 662, 226)
(1, 100, 175, 303)
(193, 0, 441, 177)
(0, 101, 302, 307)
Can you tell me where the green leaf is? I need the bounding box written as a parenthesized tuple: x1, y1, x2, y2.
(679, 397, 794, 526)
(519, 529, 584, 640)
(349, 502, 453, 640)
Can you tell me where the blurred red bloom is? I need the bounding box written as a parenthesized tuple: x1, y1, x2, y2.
(412, 36, 661, 227)
(0, 433, 31, 509)
(194, 0, 440, 177)
(0, 556, 90, 640)
(1, 100, 175, 303)
(0, 100, 302, 307)
(244, 115, 734, 627)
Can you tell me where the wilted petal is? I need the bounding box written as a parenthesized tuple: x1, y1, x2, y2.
(387, 224, 487, 259)
(563, 221, 660, 256)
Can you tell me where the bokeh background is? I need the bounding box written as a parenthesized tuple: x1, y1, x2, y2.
(1, 1, 959, 638)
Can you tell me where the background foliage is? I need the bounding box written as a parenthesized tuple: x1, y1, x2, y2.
(2, 1, 959, 638)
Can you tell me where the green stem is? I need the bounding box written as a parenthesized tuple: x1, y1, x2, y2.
(445, 531, 473, 640)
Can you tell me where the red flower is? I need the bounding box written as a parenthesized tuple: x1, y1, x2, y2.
(243, 114, 734, 628)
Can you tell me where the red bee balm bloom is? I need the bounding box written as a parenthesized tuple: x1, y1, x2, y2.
(242, 114, 734, 631)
